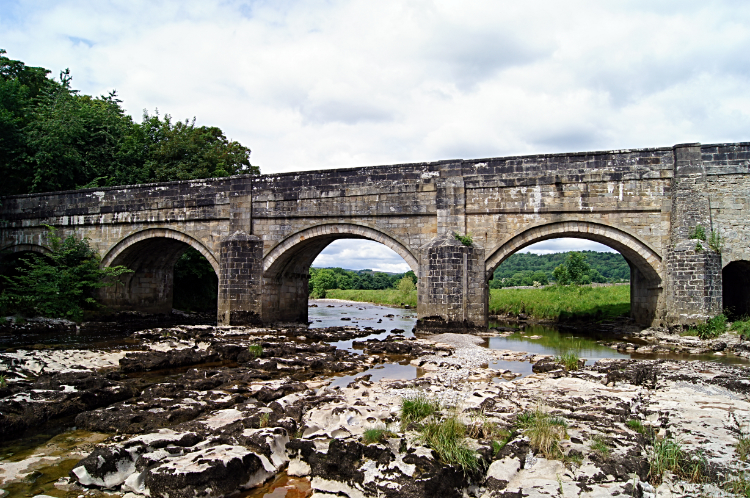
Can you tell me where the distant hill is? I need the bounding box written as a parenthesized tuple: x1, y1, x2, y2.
(491, 251, 630, 288)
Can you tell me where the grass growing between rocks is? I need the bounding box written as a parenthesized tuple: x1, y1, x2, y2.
(516, 405, 568, 459)
(488, 285, 630, 321)
(554, 352, 580, 371)
(647, 436, 708, 486)
(590, 435, 610, 457)
(400, 393, 440, 428)
(626, 419, 646, 434)
(324, 289, 417, 308)
(247, 344, 263, 358)
(362, 426, 396, 445)
(417, 415, 480, 474)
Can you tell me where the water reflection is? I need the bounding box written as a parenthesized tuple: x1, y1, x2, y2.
(487, 323, 631, 365)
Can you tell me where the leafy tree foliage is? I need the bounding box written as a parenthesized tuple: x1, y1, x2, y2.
(490, 250, 629, 288)
(309, 267, 416, 298)
(0, 228, 131, 321)
(0, 50, 257, 196)
(0, 51, 258, 316)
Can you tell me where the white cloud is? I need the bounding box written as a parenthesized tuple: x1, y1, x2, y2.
(312, 240, 410, 273)
(517, 239, 616, 255)
(4, 1, 747, 263)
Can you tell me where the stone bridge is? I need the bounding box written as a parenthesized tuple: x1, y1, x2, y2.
(2, 142, 749, 329)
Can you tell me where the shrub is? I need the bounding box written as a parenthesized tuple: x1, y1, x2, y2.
(454, 233, 473, 247)
(689, 225, 707, 241)
(685, 314, 727, 339)
(0, 227, 131, 321)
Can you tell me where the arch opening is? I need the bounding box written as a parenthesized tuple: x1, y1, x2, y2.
(485, 223, 663, 326)
(262, 224, 416, 323)
(100, 231, 218, 317)
(722, 261, 750, 318)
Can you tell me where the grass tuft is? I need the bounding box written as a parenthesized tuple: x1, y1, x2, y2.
(516, 405, 568, 459)
(0, 374, 6, 388)
(647, 436, 708, 485)
(731, 318, 750, 341)
(555, 352, 580, 371)
(418, 415, 480, 473)
(362, 426, 396, 445)
(626, 419, 646, 434)
(400, 393, 440, 428)
(248, 344, 263, 358)
(590, 435, 610, 457)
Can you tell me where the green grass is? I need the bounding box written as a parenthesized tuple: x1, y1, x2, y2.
(418, 415, 480, 473)
(731, 319, 750, 341)
(0, 375, 6, 388)
(555, 352, 580, 371)
(590, 435, 610, 457)
(248, 344, 263, 358)
(325, 289, 417, 308)
(325, 285, 630, 321)
(488, 285, 630, 321)
(626, 419, 646, 434)
(362, 426, 396, 445)
(400, 392, 440, 427)
(647, 436, 708, 485)
(516, 405, 568, 459)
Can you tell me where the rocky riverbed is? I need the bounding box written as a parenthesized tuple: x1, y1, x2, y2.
(0, 324, 749, 498)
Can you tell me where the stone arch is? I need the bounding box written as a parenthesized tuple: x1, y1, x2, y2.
(0, 243, 52, 257)
(102, 228, 219, 274)
(485, 221, 663, 326)
(99, 228, 219, 314)
(261, 223, 417, 323)
(263, 223, 418, 277)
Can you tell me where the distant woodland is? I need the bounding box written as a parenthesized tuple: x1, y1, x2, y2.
(490, 251, 630, 288)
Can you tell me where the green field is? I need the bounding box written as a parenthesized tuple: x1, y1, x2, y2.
(324, 289, 417, 308)
(325, 285, 630, 321)
(488, 284, 630, 321)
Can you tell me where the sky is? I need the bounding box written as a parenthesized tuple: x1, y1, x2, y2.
(3, 0, 748, 271)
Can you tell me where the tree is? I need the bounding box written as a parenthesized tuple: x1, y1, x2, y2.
(397, 275, 416, 298)
(0, 228, 131, 321)
(553, 252, 591, 285)
(309, 268, 337, 298)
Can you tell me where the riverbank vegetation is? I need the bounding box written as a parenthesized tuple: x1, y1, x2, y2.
(326, 284, 630, 321)
(488, 284, 630, 321)
(0, 228, 131, 321)
(309, 267, 416, 298)
(490, 250, 629, 288)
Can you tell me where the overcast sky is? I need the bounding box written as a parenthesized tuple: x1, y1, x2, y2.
(4, 0, 748, 271)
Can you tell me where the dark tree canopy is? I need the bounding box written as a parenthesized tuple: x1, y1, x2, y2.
(0, 50, 257, 197)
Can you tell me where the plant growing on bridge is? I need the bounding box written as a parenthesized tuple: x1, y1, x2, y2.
(0, 227, 131, 321)
(709, 229, 724, 253)
(689, 225, 707, 241)
(453, 232, 473, 246)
